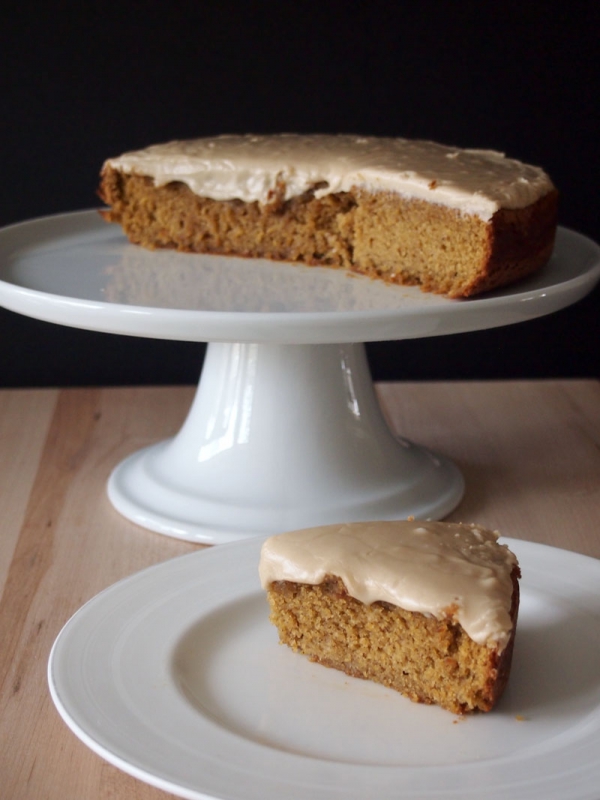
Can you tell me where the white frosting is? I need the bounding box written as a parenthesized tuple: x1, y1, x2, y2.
(105, 134, 554, 222)
(259, 520, 519, 649)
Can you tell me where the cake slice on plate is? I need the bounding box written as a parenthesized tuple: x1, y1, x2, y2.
(259, 520, 520, 714)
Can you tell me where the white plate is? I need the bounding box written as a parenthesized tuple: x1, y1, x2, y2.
(0, 211, 599, 343)
(49, 537, 600, 800)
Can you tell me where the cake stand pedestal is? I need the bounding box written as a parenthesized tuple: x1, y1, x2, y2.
(108, 341, 463, 542)
(0, 211, 598, 543)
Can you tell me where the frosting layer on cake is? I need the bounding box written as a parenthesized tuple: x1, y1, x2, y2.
(259, 520, 518, 648)
(105, 134, 554, 221)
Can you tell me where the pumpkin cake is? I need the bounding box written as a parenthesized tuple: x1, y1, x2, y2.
(259, 520, 520, 714)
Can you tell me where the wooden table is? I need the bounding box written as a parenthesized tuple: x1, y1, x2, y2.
(1, 380, 599, 799)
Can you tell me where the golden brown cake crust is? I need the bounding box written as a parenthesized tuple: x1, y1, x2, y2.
(266, 568, 520, 714)
(99, 164, 557, 299)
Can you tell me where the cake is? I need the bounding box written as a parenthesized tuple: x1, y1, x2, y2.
(259, 520, 520, 714)
(98, 134, 558, 298)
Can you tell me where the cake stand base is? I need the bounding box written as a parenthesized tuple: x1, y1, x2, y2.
(107, 342, 464, 543)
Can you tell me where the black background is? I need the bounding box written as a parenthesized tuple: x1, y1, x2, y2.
(1, 1, 598, 387)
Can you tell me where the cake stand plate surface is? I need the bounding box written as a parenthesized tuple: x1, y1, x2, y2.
(0, 211, 598, 541)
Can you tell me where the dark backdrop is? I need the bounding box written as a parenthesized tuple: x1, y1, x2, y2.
(1, 1, 598, 387)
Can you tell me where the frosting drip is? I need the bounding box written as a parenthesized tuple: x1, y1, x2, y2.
(105, 134, 554, 222)
(259, 520, 519, 649)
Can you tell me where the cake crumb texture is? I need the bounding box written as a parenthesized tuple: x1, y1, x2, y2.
(267, 572, 519, 714)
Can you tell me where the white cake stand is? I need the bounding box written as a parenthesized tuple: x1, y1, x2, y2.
(0, 210, 598, 543)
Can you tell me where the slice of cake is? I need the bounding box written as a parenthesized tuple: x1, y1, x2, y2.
(259, 520, 520, 714)
(98, 134, 558, 298)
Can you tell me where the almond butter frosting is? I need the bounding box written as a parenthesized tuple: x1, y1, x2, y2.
(104, 134, 554, 222)
(259, 520, 519, 649)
